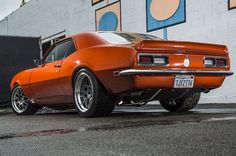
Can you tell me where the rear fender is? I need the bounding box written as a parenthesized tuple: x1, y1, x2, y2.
(71, 46, 137, 94)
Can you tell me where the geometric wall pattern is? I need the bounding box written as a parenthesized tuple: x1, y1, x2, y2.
(146, 0, 186, 32)
(229, 0, 236, 10)
(95, 1, 121, 31)
(92, 0, 104, 5)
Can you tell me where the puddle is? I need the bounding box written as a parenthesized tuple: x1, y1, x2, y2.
(85, 118, 203, 131)
(85, 115, 236, 131)
(0, 129, 77, 140)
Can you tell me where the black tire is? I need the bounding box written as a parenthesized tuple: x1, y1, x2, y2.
(159, 92, 201, 112)
(73, 69, 116, 117)
(11, 85, 40, 115)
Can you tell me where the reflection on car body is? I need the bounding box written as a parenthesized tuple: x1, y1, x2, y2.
(10, 32, 233, 117)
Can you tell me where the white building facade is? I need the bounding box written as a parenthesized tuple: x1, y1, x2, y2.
(0, 0, 235, 103)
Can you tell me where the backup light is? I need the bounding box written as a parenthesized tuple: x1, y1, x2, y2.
(154, 56, 168, 65)
(204, 58, 215, 67)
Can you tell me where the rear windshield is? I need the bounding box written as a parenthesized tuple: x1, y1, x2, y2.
(98, 32, 161, 44)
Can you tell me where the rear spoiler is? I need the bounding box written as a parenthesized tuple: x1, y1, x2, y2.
(134, 40, 229, 56)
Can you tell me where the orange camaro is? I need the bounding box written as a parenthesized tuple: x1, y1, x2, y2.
(10, 32, 233, 117)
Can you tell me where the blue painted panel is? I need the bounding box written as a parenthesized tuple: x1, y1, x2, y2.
(146, 0, 186, 32)
(98, 12, 118, 31)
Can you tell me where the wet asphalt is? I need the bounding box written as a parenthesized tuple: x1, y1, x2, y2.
(0, 103, 236, 156)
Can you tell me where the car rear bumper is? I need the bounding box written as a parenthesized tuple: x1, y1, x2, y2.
(114, 69, 233, 91)
(119, 69, 233, 76)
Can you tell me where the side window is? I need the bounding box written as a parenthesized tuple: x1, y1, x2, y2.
(64, 40, 76, 57)
(44, 39, 75, 63)
(44, 46, 57, 63)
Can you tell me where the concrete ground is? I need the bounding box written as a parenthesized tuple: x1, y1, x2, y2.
(0, 104, 236, 156)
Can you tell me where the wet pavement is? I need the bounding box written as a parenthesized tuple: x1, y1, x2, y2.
(0, 103, 236, 156)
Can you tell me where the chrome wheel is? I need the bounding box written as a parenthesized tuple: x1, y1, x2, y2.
(74, 72, 94, 112)
(11, 86, 29, 113)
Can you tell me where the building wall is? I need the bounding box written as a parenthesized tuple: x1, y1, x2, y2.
(0, 0, 235, 103)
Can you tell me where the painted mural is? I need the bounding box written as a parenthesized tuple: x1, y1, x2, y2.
(229, 0, 236, 10)
(95, 1, 121, 31)
(146, 0, 186, 32)
(92, 0, 104, 5)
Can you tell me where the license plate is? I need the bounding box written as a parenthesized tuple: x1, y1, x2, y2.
(174, 75, 194, 88)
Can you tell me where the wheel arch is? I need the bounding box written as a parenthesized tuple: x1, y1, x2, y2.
(10, 79, 21, 90)
(71, 66, 107, 92)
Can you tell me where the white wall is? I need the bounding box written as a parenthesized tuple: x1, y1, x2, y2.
(0, 0, 235, 103)
(0, 18, 8, 35)
(167, 0, 236, 103)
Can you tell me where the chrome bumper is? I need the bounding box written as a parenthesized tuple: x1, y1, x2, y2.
(119, 69, 234, 76)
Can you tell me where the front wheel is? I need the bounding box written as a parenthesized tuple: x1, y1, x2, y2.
(73, 69, 116, 117)
(11, 85, 40, 115)
(159, 92, 201, 112)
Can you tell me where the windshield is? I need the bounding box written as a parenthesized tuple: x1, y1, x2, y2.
(98, 32, 161, 44)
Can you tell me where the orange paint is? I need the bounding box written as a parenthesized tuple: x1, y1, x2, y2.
(10, 32, 232, 105)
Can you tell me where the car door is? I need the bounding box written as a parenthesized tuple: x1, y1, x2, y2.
(30, 39, 73, 104)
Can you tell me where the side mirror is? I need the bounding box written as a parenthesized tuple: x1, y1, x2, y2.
(34, 59, 42, 66)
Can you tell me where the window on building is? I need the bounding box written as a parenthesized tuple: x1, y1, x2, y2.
(53, 35, 66, 43)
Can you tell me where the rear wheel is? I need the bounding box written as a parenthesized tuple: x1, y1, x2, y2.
(159, 92, 201, 112)
(11, 85, 40, 115)
(73, 69, 116, 117)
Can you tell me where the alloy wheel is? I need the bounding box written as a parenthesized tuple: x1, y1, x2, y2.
(74, 72, 94, 112)
(11, 86, 29, 113)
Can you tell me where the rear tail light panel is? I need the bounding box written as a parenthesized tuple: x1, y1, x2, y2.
(138, 53, 169, 66)
(204, 57, 228, 68)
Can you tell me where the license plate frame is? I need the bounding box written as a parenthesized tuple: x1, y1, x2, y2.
(174, 75, 195, 88)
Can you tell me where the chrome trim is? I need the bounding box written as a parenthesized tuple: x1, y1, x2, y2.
(119, 69, 234, 76)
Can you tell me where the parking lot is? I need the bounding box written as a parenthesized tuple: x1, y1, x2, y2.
(0, 103, 236, 156)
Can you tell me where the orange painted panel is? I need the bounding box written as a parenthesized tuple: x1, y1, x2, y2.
(10, 32, 232, 105)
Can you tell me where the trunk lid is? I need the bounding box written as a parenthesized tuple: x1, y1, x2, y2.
(134, 40, 228, 56)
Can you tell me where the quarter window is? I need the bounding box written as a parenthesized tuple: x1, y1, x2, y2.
(44, 39, 75, 63)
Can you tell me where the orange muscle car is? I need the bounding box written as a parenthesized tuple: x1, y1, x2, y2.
(10, 32, 233, 117)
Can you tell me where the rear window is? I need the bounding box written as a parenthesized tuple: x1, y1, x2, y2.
(98, 32, 161, 44)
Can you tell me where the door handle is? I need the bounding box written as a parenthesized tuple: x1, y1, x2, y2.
(54, 64, 61, 68)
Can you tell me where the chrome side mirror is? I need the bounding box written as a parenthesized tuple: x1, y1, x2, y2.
(34, 59, 42, 66)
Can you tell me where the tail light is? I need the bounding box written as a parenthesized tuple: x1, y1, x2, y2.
(139, 55, 153, 64)
(204, 57, 227, 67)
(139, 54, 168, 66)
(216, 59, 227, 67)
